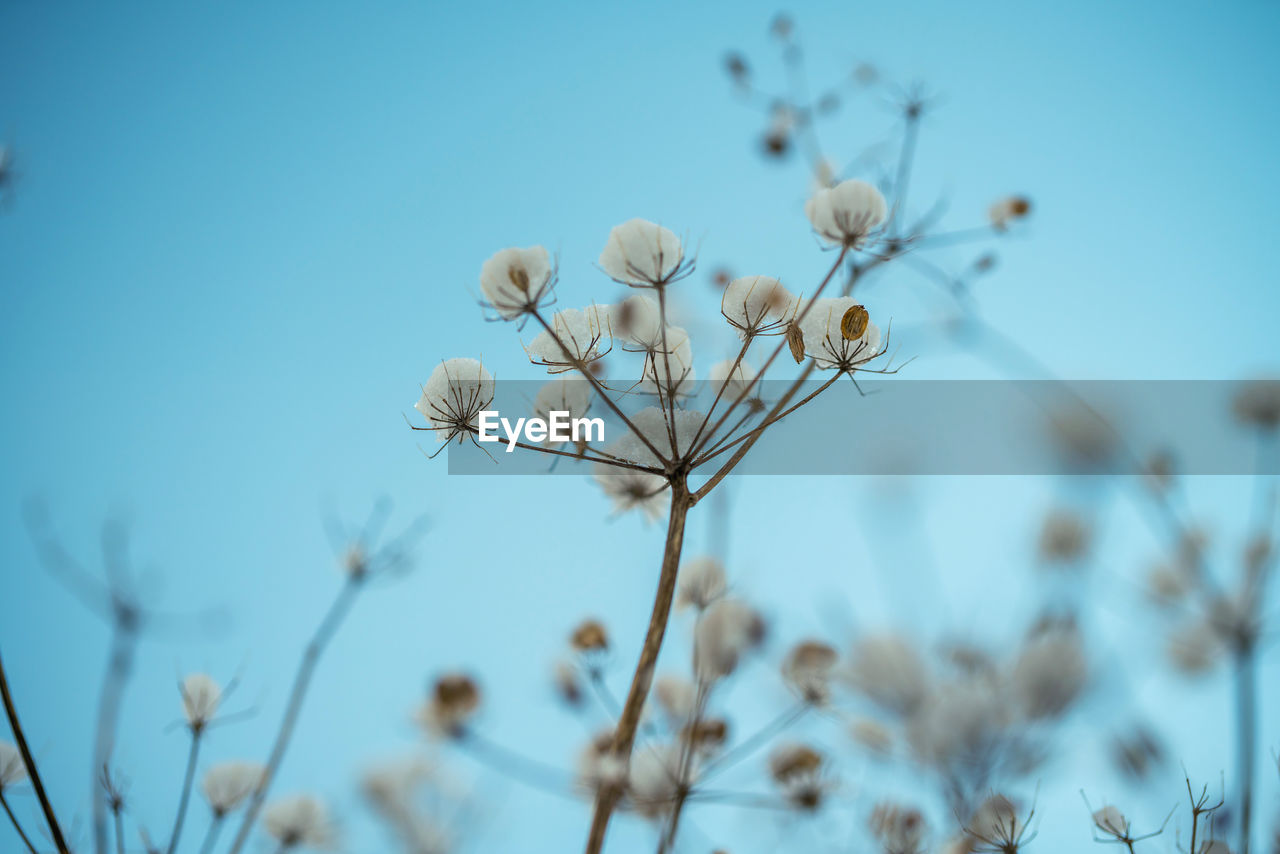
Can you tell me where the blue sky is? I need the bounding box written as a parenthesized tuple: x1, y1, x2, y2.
(2, 1, 1278, 851)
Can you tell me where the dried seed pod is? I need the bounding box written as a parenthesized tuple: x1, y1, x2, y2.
(571, 619, 609, 653)
(682, 717, 729, 753)
(768, 744, 823, 784)
(786, 322, 806, 363)
(839, 305, 869, 341)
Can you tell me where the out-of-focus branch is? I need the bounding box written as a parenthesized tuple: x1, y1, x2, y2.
(224, 577, 362, 854)
(0, 651, 71, 854)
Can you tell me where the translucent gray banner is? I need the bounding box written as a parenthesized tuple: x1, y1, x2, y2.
(436, 380, 1279, 475)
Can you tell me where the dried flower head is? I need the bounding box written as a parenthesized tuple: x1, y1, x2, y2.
(847, 634, 928, 714)
(782, 640, 839, 704)
(577, 729, 627, 795)
(805, 179, 887, 248)
(721, 276, 797, 337)
(415, 358, 495, 444)
(1037, 510, 1089, 563)
(767, 742, 831, 810)
(849, 718, 893, 756)
(479, 245, 554, 320)
(1091, 805, 1128, 838)
(707, 358, 760, 403)
(592, 464, 669, 522)
(0, 741, 27, 791)
(682, 717, 729, 755)
(640, 326, 696, 397)
(1010, 625, 1086, 719)
(626, 744, 687, 819)
(652, 674, 696, 723)
(553, 659, 583, 707)
(798, 297, 884, 372)
(693, 598, 766, 682)
(988, 196, 1032, 230)
(869, 802, 927, 853)
(598, 218, 688, 287)
(1232, 378, 1280, 429)
(420, 673, 481, 738)
(571, 619, 610, 654)
(181, 673, 222, 730)
(1168, 619, 1224, 674)
(262, 794, 335, 850)
(527, 306, 612, 372)
(677, 556, 728, 610)
(201, 761, 265, 817)
(533, 378, 592, 443)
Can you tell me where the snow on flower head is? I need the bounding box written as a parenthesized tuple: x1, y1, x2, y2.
(707, 359, 759, 402)
(805, 179, 887, 248)
(676, 556, 727, 610)
(652, 675, 696, 723)
(533, 378, 591, 446)
(201, 761, 264, 816)
(626, 744, 687, 819)
(610, 294, 664, 350)
(693, 598, 766, 682)
(797, 297, 883, 372)
(1091, 805, 1128, 838)
(592, 463, 669, 522)
(262, 794, 335, 850)
(526, 306, 611, 372)
(415, 358, 495, 444)
(181, 673, 221, 729)
(479, 245, 554, 320)
(0, 741, 27, 790)
(640, 326, 695, 397)
(599, 219, 687, 287)
(721, 276, 796, 336)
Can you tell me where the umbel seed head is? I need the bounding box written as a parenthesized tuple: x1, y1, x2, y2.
(571, 619, 609, 653)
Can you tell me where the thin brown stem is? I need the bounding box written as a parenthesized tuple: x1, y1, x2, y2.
(0, 790, 39, 854)
(225, 578, 362, 854)
(693, 362, 819, 502)
(0, 651, 71, 854)
(1235, 643, 1256, 854)
(691, 250, 847, 456)
(584, 478, 693, 854)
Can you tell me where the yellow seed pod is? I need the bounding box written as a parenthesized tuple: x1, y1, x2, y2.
(840, 305, 869, 341)
(786, 322, 806, 363)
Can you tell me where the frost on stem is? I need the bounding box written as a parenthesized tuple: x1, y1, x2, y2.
(0, 742, 27, 791)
